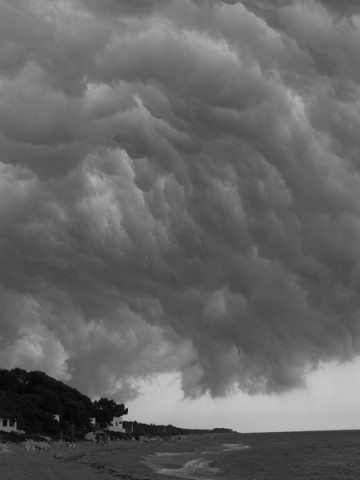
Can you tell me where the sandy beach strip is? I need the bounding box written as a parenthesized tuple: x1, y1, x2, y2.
(0, 439, 184, 480)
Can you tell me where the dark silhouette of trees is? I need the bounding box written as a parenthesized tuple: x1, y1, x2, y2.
(93, 397, 128, 428)
(0, 368, 127, 435)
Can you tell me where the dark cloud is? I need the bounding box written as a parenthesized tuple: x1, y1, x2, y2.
(1, 0, 360, 401)
(79, 0, 175, 17)
(232, 0, 360, 18)
(317, 0, 360, 17)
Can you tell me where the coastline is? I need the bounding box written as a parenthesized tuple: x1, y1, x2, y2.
(0, 437, 199, 480)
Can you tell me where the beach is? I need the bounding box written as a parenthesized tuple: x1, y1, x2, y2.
(1, 431, 360, 480)
(0, 439, 179, 480)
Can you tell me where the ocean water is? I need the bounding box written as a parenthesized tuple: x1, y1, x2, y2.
(144, 430, 360, 479)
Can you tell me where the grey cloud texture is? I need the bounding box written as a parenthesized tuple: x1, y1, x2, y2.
(1, 0, 360, 400)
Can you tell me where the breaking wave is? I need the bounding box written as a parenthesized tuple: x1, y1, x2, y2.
(222, 443, 249, 452)
(158, 457, 220, 479)
(153, 452, 191, 457)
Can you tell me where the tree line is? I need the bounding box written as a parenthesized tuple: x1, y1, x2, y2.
(0, 368, 127, 435)
(122, 421, 233, 436)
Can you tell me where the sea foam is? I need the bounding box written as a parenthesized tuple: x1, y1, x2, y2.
(158, 457, 220, 479)
(221, 443, 249, 452)
(153, 451, 191, 457)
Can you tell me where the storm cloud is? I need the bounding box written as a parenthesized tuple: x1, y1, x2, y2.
(1, 0, 360, 401)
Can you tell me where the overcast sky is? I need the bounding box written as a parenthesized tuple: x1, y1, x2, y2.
(1, 0, 360, 432)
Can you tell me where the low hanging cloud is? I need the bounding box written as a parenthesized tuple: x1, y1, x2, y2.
(1, 0, 360, 400)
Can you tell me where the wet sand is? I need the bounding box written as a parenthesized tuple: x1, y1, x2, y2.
(0, 439, 181, 480)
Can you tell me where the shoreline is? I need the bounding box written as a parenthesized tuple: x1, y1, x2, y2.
(0, 438, 189, 480)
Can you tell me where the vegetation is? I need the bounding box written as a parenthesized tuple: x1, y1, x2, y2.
(93, 397, 128, 429)
(123, 421, 233, 436)
(0, 368, 127, 436)
(0, 368, 233, 438)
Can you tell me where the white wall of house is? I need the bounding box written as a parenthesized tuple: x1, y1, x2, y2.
(107, 416, 125, 433)
(0, 418, 18, 433)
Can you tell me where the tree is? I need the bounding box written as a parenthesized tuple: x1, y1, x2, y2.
(93, 398, 128, 428)
(0, 368, 95, 434)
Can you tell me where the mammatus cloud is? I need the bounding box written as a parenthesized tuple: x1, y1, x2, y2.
(1, 0, 360, 400)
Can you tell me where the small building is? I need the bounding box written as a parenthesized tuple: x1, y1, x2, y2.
(89, 417, 96, 427)
(0, 417, 18, 433)
(106, 416, 125, 433)
(53, 414, 60, 422)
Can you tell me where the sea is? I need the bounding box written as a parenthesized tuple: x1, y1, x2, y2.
(143, 430, 360, 480)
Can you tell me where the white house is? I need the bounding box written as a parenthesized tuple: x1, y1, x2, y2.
(0, 417, 18, 433)
(106, 416, 125, 433)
